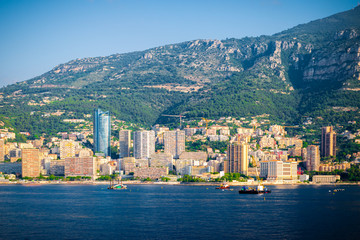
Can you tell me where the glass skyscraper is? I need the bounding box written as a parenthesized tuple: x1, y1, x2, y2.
(93, 108, 111, 157)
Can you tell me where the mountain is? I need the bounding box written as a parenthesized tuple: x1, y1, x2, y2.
(1, 6, 360, 136)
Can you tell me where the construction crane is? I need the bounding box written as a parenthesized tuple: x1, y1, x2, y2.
(162, 114, 185, 128)
(201, 118, 211, 135)
(251, 155, 262, 183)
(201, 118, 210, 129)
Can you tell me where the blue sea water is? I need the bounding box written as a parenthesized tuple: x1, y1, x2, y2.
(0, 184, 359, 240)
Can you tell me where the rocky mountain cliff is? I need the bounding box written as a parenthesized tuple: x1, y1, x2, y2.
(1, 6, 360, 134)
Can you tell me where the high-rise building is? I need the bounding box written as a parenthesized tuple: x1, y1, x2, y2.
(60, 140, 76, 159)
(93, 109, 111, 157)
(0, 139, 4, 162)
(119, 130, 131, 158)
(306, 145, 320, 171)
(164, 130, 185, 159)
(224, 143, 249, 175)
(22, 148, 40, 178)
(321, 126, 336, 157)
(133, 131, 155, 159)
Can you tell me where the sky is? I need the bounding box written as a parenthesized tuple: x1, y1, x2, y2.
(0, 0, 358, 87)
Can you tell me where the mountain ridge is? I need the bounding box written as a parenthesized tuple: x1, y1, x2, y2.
(1, 6, 360, 135)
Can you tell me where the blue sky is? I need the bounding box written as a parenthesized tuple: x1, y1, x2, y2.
(0, 0, 358, 87)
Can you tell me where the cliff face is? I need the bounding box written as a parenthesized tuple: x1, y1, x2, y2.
(1, 6, 360, 128)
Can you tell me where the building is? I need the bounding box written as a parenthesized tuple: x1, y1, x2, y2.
(208, 135, 229, 142)
(93, 108, 111, 157)
(224, 143, 249, 175)
(260, 160, 298, 180)
(119, 130, 131, 158)
(289, 147, 302, 157)
(65, 157, 95, 177)
(60, 140, 76, 159)
(133, 131, 155, 159)
(321, 126, 336, 157)
(184, 128, 197, 136)
(306, 145, 320, 171)
(133, 166, 168, 180)
(10, 148, 22, 162)
(0, 162, 22, 175)
(319, 162, 351, 172)
(164, 130, 185, 159)
(150, 153, 173, 170)
(259, 135, 276, 149)
(22, 148, 40, 178)
(0, 139, 4, 162)
(277, 138, 303, 149)
(49, 160, 65, 176)
(312, 175, 340, 183)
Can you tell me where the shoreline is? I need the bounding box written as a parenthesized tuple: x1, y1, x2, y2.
(0, 180, 359, 186)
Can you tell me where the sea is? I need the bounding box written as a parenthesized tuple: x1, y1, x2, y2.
(0, 184, 359, 240)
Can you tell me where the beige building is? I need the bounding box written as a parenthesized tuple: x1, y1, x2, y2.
(259, 135, 276, 149)
(321, 126, 336, 157)
(306, 145, 320, 171)
(60, 140, 76, 159)
(260, 160, 298, 180)
(224, 143, 248, 175)
(277, 138, 303, 149)
(119, 130, 131, 158)
(150, 152, 173, 170)
(22, 148, 41, 178)
(312, 175, 340, 183)
(0, 139, 4, 162)
(164, 130, 185, 159)
(319, 162, 351, 172)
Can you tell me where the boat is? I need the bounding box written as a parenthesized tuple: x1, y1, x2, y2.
(108, 178, 127, 190)
(330, 188, 345, 192)
(238, 185, 271, 194)
(215, 183, 230, 189)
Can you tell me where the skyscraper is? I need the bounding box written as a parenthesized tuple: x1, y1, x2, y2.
(321, 126, 336, 157)
(0, 139, 4, 162)
(224, 142, 249, 175)
(119, 130, 131, 158)
(22, 148, 40, 178)
(133, 131, 155, 159)
(306, 145, 320, 171)
(93, 108, 111, 157)
(164, 130, 185, 159)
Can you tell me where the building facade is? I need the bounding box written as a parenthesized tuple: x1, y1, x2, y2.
(119, 130, 131, 158)
(260, 160, 298, 180)
(22, 148, 40, 178)
(164, 130, 185, 159)
(65, 157, 95, 177)
(306, 145, 320, 171)
(60, 140, 76, 159)
(93, 108, 111, 157)
(321, 126, 336, 157)
(0, 139, 4, 162)
(224, 143, 249, 175)
(133, 131, 155, 159)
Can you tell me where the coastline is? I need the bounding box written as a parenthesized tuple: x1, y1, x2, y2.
(0, 180, 359, 186)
